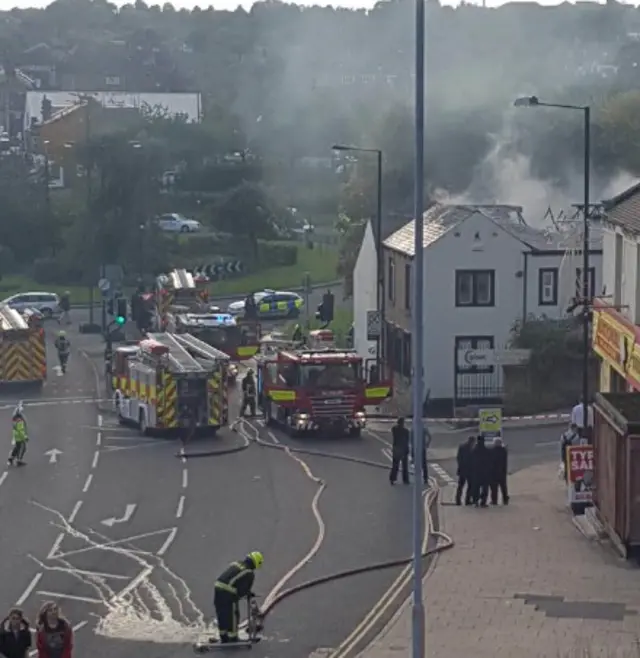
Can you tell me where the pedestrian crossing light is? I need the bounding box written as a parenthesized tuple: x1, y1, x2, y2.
(115, 314, 126, 325)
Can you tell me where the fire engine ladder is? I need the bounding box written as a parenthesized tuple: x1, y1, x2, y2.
(146, 332, 203, 372)
(173, 332, 230, 363)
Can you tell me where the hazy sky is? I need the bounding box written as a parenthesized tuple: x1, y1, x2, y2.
(0, 0, 611, 12)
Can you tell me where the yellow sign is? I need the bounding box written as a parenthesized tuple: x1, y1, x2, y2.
(628, 344, 640, 388)
(479, 408, 502, 438)
(592, 309, 634, 377)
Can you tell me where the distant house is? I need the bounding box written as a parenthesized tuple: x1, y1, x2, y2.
(352, 203, 603, 416)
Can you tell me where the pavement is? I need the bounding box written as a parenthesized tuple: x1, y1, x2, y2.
(358, 460, 640, 658)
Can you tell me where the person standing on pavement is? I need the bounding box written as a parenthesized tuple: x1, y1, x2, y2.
(411, 422, 430, 485)
(0, 608, 31, 658)
(240, 369, 257, 417)
(455, 435, 476, 505)
(390, 417, 410, 485)
(471, 435, 491, 507)
(58, 291, 71, 326)
(35, 603, 72, 658)
(570, 398, 594, 442)
(7, 410, 28, 466)
(489, 438, 509, 505)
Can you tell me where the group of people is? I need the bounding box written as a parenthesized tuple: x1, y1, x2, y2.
(0, 602, 73, 658)
(455, 434, 509, 506)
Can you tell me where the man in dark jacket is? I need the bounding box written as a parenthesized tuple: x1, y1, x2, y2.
(389, 417, 410, 485)
(0, 608, 31, 658)
(489, 437, 509, 505)
(455, 435, 476, 505)
(471, 436, 491, 507)
(240, 370, 257, 417)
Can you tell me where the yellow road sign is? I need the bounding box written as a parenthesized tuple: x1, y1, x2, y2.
(479, 408, 502, 438)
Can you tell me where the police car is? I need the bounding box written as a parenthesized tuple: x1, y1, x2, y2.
(227, 289, 303, 320)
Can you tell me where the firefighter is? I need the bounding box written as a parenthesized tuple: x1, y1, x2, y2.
(7, 408, 28, 466)
(389, 417, 410, 485)
(240, 369, 257, 417)
(292, 323, 303, 343)
(54, 331, 71, 373)
(214, 552, 264, 644)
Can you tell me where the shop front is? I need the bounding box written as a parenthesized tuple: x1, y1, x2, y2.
(592, 298, 640, 393)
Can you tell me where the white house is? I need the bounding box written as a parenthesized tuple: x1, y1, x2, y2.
(353, 203, 603, 415)
(353, 221, 378, 364)
(595, 183, 640, 394)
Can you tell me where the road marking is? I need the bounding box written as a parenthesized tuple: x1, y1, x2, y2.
(101, 504, 137, 527)
(16, 573, 42, 605)
(157, 528, 177, 556)
(47, 533, 64, 560)
(175, 495, 185, 519)
(109, 566, 154, 604)
(536, 440, 558, 448)
(96, 432, 102, 447)
(36, 591, 103, 604)
(91, 452, 100, 469)
(39, 566, 130, 580)
(101, 443, 167, 454)
(431, 463, 456, 485)
(53, 528, 178, 560)
(68, 500, 83, 524)
(182, 469, 188, 489)
(98, 415, 103, 427)
(82, 474, 93, 493)
(0, 471, 7, 488)
(45, 449, 62, 464)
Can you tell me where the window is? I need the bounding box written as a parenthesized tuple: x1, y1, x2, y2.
(576, 267, 596, 299)
(387, 257, 395, 303)
(404, 263, 412, 310)
(538, 268, 558, 306)
(455, 270, 495, 307)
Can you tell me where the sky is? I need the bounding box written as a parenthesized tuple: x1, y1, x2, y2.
(0, 0, 612, 12)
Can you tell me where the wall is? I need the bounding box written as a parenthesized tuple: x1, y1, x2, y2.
(422, 212, 526, 400)
(602, 228, 616, 305)
(382, 244, 412, 330)
(524, 251, 603, 320)
(353, 222, 378, 363)
(622, 234, 638, 324)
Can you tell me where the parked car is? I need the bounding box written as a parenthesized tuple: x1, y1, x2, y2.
(2, 292, 60, 317)
(228, 290, 303, 320)
(156, 213, 202, 233)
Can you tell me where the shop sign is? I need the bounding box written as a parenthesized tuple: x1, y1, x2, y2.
(592, 310, 634, 375)
(566, 445, 594, 505)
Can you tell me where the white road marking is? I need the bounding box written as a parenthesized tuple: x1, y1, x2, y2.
(82, 474, 93, 493)
(91, 452, 100, 469)
(98, 415, 103, 427)
(0, 471, 7, 488)
(36, 591, 103, 604)
(53, 528, 178, 560)
(156, 528, 177, 556)
(101, 504, 137, 527)
(182, 469, 188, 489)
(101, 443, 167, 454)
(109, 566, 154, 604)
(47, 533, 64, 560)
(68, 500, 83, 524)
(40, 566, 130, 580)
(175, 495, 185, 519)
(96, 432, 102, 447)
(431, 463, 456, 485)
(16, 573, 42, 605)
(536, 440, 558, 448)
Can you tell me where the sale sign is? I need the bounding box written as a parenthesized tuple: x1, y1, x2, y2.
(566, 445, 594, 505)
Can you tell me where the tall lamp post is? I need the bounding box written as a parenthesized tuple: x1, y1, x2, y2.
(514, 95, 591, 436)
(332, 144, 384, 370)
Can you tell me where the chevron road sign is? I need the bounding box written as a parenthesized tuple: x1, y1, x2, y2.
(193, 261, 244, 280)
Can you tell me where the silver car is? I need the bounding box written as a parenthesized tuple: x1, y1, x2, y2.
(156, 213, 202, 233)
(2, 292, 61, 317)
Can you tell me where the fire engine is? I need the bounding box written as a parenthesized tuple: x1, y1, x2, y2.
(168, 312, 260, 361)
(111, 332, 230, 435)
(154, 268, 209, 330)
(255, 330, 392, 437)
(0, 305, 47, 386)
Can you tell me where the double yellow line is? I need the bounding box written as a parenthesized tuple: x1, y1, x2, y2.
(330, 429, 436, 658)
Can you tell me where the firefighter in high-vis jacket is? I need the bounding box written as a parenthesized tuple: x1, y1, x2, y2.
(8, 408, 28, 466)
(214, 552, 264, 643)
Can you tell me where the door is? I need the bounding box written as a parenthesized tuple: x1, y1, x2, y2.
(453, 336, 503, 408)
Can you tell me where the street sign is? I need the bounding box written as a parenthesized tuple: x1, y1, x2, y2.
(478, 408, 502, 438)
(98, 278, 111, 296)
(367, 310, 381, 340)
(192, 261, 245, 281)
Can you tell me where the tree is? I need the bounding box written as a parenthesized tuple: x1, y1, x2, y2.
(214, 182, 280, 258)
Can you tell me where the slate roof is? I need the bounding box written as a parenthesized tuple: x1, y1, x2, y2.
(603, 182, 640, 234)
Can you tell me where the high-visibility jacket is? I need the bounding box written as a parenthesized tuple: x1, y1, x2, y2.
(12, 420, 27, 443)
(214, 561, 254, 600)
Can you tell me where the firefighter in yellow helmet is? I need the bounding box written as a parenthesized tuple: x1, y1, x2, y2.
(213, 552, 263, 643)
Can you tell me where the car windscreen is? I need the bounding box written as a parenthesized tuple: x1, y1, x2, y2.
(300, 362, 360, 389)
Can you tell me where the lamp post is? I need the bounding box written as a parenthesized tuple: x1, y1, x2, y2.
(332, 144, 384, 369)
(514, 95, 591, 437)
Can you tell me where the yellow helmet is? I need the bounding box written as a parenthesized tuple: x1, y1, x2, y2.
(247, 551, 263, 569)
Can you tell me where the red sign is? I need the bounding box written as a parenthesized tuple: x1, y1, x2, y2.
(566, 445, 594, 505)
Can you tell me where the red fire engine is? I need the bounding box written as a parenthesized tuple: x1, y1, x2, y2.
(256, 332, 392, 437)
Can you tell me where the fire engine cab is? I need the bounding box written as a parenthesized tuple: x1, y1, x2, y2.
(256, 331, 392, 437)
(154, 268, 208, 330)
(168, 312, 260, 361)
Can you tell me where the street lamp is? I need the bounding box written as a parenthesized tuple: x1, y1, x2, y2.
(332, 144, 384, 370)
(514, 95, 591, 438)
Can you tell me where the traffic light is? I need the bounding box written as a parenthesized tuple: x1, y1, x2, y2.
(115, 298, 127, 325)
(321, 290, 334, 323)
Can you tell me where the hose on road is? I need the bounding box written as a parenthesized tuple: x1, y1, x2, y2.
(233, 419, 454, 630)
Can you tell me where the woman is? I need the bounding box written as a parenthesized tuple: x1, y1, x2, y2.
(0, 607, 31, 658)
(35, 603, 72, 658)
